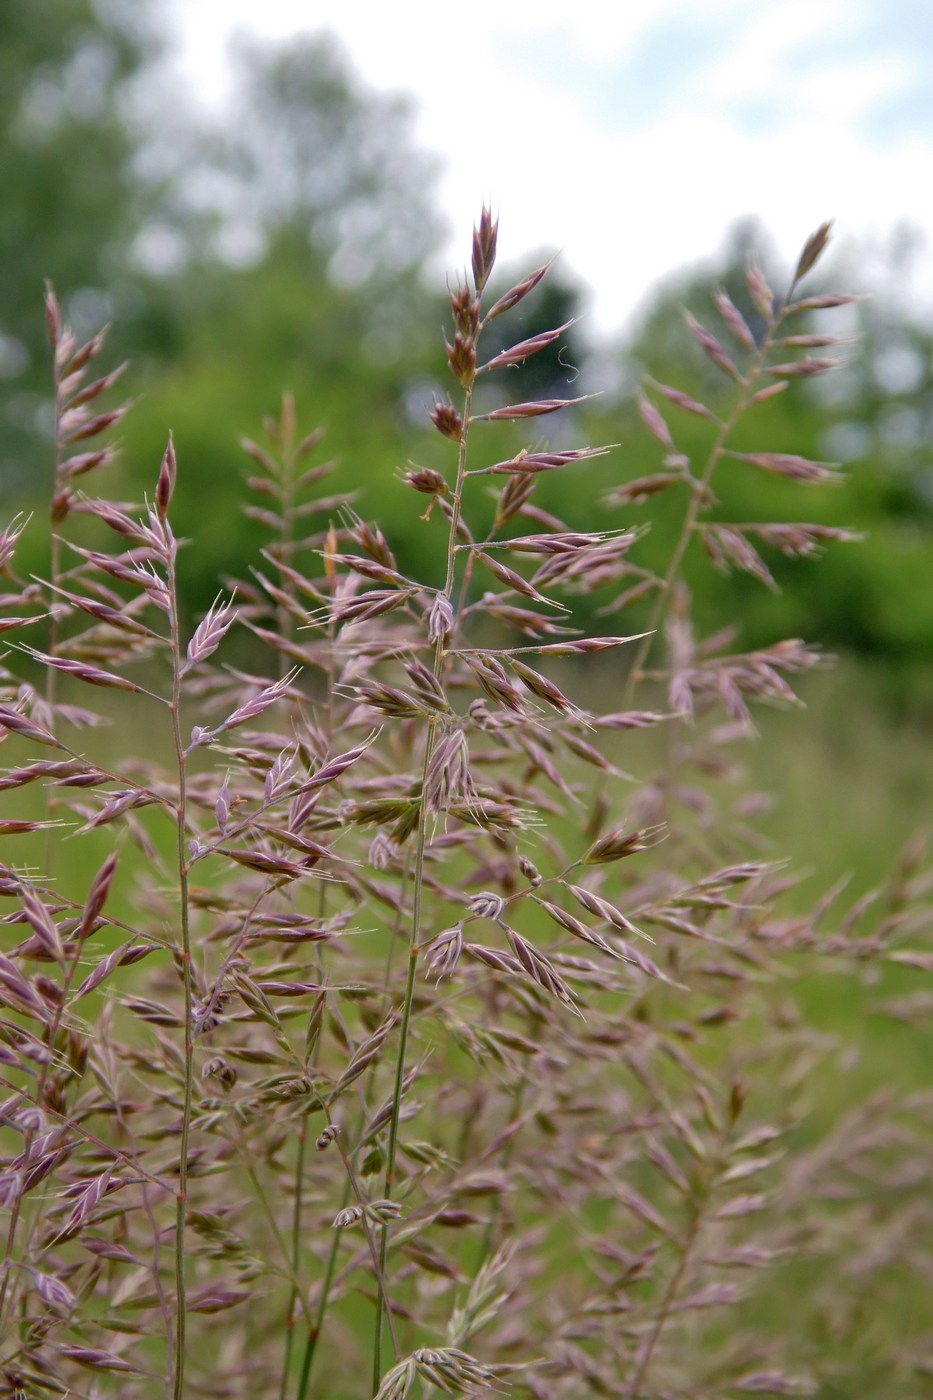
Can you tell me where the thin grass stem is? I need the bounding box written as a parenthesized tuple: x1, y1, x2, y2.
(623, 288, 799, 708)
(372, 378, 474, 1393)
(167, 552, 194, 1400)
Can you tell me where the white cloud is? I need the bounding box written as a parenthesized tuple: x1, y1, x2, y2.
(700, 0, 851, 102)
(167, 0, 933, 334)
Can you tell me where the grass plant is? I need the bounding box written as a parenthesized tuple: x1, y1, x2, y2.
(0, 213, 930, 1400)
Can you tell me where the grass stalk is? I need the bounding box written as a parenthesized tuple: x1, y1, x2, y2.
(278, 1124, 307, 1400)
(372, 379, 474, 1394)
(167, 549, 194, 1400)
(623, 284, 800, 707)
(623, 1202, 704, 1399)
(295, 1178, 351, 1400)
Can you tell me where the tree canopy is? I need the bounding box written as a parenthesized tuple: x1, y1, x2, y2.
(3, 8, 931, 681)
(0, 0, 156, 488)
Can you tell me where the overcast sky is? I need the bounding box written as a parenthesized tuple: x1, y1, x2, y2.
(168, 0, 933, 336)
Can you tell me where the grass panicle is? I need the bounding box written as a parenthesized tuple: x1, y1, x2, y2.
(0, 215, 928, 1400)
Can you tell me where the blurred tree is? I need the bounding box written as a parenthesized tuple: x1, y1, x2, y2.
(195, 33, 443, 299)
(0, 0, 158, 491)
(7, 6, 930, 690)
(119, 227, 443, 608)
(832, 225, 933, 526)
(5, 20, 449, 611)
(113, 33, 449, 606)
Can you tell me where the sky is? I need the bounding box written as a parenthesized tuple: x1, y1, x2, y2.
(168, 0, 933, 337)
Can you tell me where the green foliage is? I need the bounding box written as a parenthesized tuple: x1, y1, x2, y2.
(0, 0, 155, 489)
(3, 8, 932, 682)
(114, 231, 440, 610)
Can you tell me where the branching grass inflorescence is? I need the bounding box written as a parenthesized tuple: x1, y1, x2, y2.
(0, 214, 928, 1400)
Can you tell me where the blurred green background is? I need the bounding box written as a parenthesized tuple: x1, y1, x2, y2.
(2, 2, 930, 668)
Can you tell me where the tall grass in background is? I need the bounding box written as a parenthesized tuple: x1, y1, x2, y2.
(0, 213, 930, 1400)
